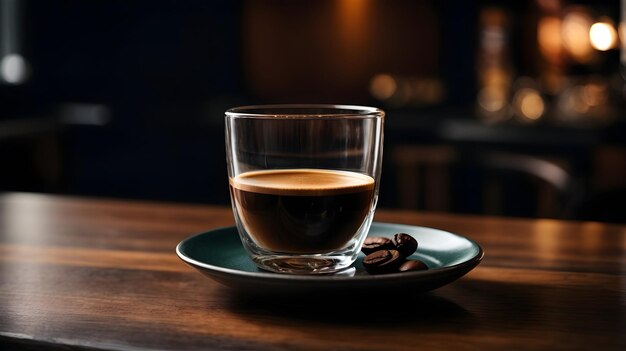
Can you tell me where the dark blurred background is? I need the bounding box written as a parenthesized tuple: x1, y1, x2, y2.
(1, 0, 625, 222)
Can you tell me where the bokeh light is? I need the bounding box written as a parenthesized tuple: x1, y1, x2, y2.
(589, 21, 617, 51)
(538, 16, 562, 61)
(369, 74, 397, 101)
(561, 9, 593, 62)
(513, 88, 545, 122)
(478, 86, 507, 113)
(1, 53, 29, 84)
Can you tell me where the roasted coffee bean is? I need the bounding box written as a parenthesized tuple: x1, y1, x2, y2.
(363, 249, 391, 265)
(363, 249, 405, 274)
(393, 233, 418, 257)
(399, 259, 428, 272)
(361, 237, 395, 255)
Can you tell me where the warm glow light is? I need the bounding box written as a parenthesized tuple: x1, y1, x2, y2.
(538, 17, 562, 61)
(337, 0, 369, 43)
(369, 74, 397, 101)
(477, 85, 510, 124)
(562, 10, 593, 62)
(478, 87, 507, 112)
(582, 82, 608, 106)
(589, 22, 617, 51)
(514, 88, 545, 121)
(560, 85, 590, 115)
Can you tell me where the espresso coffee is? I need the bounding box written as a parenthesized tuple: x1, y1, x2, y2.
(229, 169, 375, 253)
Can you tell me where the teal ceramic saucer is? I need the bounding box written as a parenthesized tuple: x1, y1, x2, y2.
(176, 222, 483, 295)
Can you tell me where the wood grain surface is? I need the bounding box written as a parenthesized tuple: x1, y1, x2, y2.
(0, 193, 624, 350)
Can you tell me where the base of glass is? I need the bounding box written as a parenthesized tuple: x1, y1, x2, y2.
(251, 254, 357, 274)
(233, 208, 375, 275)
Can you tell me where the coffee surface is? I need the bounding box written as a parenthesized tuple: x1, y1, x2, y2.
(230, 169, 375, 253)
(230, 169, 375, 195)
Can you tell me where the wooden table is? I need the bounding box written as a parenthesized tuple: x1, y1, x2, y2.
(1, 193, 624, 350)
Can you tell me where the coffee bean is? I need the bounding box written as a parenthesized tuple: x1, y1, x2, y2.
(399, 260, 428, 272)
(363, 249, 405, 274)
(393, 233, 418, 257)
(361, 237, 395, 255)
(363, 249, 391, 265)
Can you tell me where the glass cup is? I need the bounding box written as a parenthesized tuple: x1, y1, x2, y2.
(225, 105, 384, 274)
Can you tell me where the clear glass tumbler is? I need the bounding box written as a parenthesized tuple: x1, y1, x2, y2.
(225, 105, 384, 274)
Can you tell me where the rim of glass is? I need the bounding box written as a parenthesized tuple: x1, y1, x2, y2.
(225, 104, 384, 119)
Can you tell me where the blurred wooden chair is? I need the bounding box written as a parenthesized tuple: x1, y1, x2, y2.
(391, 145, 576, 218)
